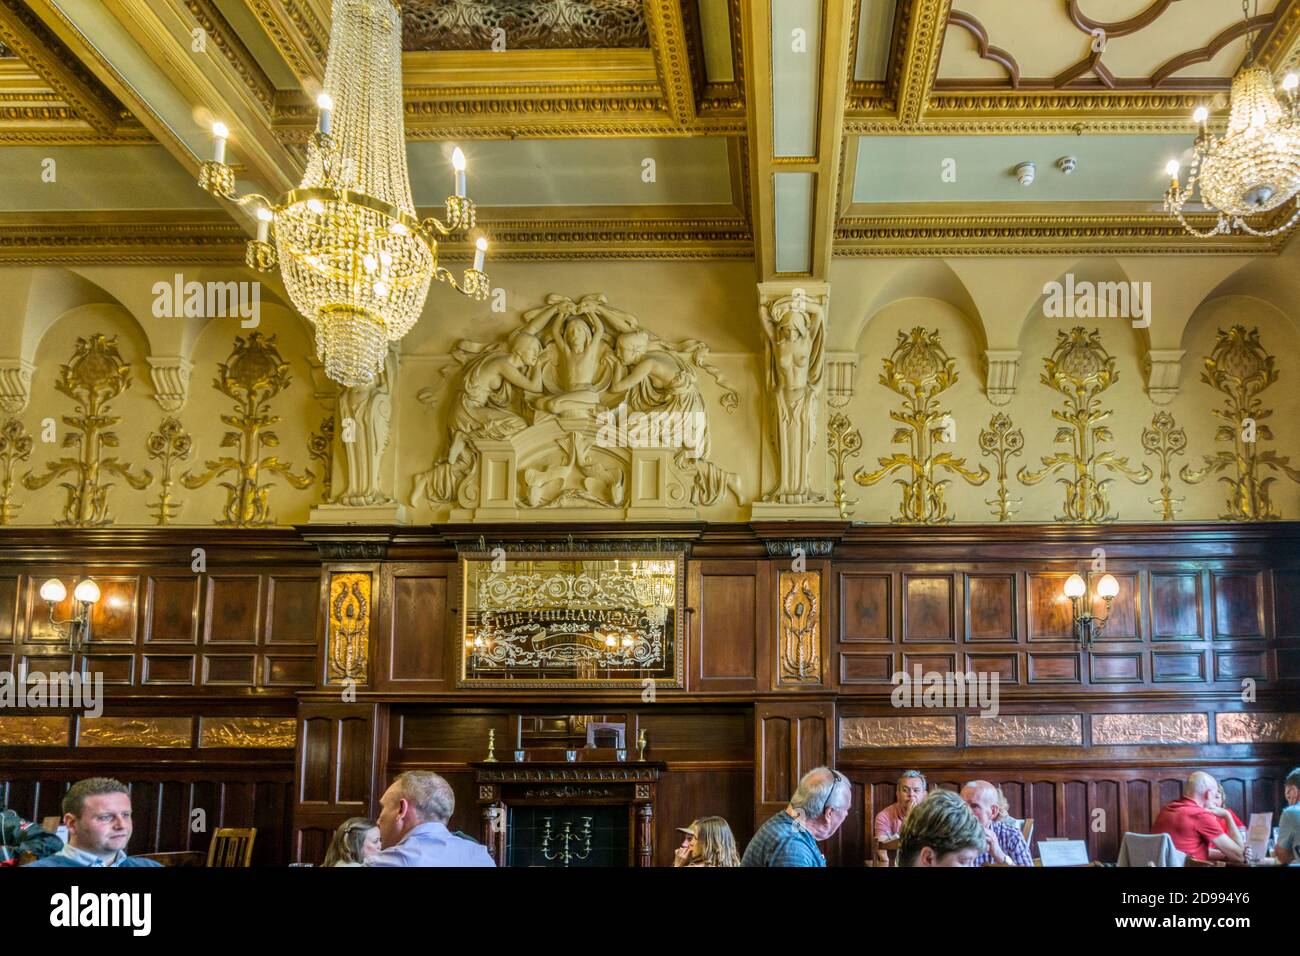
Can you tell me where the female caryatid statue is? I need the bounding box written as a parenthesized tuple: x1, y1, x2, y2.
(335, 349, 397, 506)
(760, 293, 826, 504)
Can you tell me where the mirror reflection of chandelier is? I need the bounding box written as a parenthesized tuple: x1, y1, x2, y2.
(1163, 13, 1300, 239)
(632, 561, 675, 626)
(197, 0, 489, 387)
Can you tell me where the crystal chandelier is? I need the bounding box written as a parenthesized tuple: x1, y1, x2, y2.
(197, 0, 488, 387)
(1163, 52, 1300, 237)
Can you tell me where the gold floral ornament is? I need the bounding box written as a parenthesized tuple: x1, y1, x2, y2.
(23, 334, 152, 526)
(826, 412, 862, 519)
(327, 571, 369, 684)
(145, 417, 193, 525)
(1018, 328, 1151, 523)
(1142, 411, 1187, 521)
(181, 333, 314, 527)
(1180, 325, 1299, 520)
(0, 418, 34, 525)
(308, 415, 336, 501)
(978, 413, 1024, 521)
(853, 328, 988, 524)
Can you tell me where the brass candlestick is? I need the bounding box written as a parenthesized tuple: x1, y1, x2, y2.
(485, 728, 497, 762)
(636, 728, 647, 761)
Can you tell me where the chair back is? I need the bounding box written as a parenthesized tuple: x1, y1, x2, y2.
(1019, 817, 1034, 846)
(1118, 831, 1185, 867)
(207, 827, 257, 867)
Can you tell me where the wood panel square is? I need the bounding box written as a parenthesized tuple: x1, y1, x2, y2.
(85, 577, 140, 643)
(81, 654, 134, 684)
(1027, 653, 1080, 683)
(142, 655, 195, 685)
(1027, 574, 1075, 641)
(838, 573, 891, 642)
(838, 652, 893, 684)
(1091, 572, 1139, 641)
(201, 655, 256, 685)
(388, 574, 448, 683)
(1211, 572, 1263, 639)
(204, 576, 262, 645)
(966, 574, 1016, 642)
(1275, 570, 1300, 638)
(902, 575, 953, 643)
(1218, 650, 1270, 680)
(1151, 651, 1206, 682)
(0, 575, 17, 644)
(902, 652, 956, 675)
(145, 576, 199, 644)
(1088, 652, 1142, 683)
(263, 655, 315, 686)
(699, 573, 757, 680)
(266, 575, 321, 645)
(964, 653, 1019, 683)
(1151, 572, 1203, 641)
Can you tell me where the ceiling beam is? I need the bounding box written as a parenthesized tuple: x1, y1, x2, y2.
(245, 0, 326, 88)
(894, 0, 950, 127)
(644, 0, 697, 125)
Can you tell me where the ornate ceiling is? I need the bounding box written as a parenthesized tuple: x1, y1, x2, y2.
(1, 0, 1299, 268)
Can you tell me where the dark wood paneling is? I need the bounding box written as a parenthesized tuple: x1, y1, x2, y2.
(1027, 573, 1074, 641)
(902, 574, 954, 642)
(145, 576, 200, 644)
(1092, 571, 1139, 641)
(265, 575, 320, 645)
(0, 574, 17, 644)
(839, 572, 891, 642)
(691, 561, 768, 691)
(1089, 652, 1142, 683)
(1212, 572, 1264, 639)
(1152, 651, 1206, 682)
(1028, 653, 1081, 683)
(1277, 569, 1300, 638)
(1151, 572, 1202, 640)
(376, 563, 454, 690)
(967, 574, 1016, 642)
(204, 575, 262, 645)
(839, 652, 893, 684)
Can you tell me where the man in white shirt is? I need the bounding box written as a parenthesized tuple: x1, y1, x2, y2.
(365, 771, 494, 867)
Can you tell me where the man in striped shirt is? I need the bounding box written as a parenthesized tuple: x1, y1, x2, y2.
(962, 779, 1032, 867)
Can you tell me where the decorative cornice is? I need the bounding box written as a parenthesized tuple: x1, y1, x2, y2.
(0, 214, 246, 264)
(763, 539, 834, 557)
(895, 0, 952, 126)
(454, 537, 692, 556)
(473, 765, 662, 784)
(246, 0, 326, 85)
(183, 0, 277, 112)
(643, 0, 695, 124)
(311, 539, 391, 561)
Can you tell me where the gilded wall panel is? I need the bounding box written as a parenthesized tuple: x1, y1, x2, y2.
(839, 715, 957, 748)
(1091, 712, 1209, 745)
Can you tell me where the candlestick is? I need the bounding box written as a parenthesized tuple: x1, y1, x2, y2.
(255, 206, 272, 242)
(473, 236, 487, 272)
(452, 146, 467, 198)
(316, 92, 333, 136)
(212, 121, 228, 165)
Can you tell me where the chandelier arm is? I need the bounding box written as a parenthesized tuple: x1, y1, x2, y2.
(435, 265, 490, 301)
(1231, 203, 1300, 236)
(1173, 210, 1230, 238)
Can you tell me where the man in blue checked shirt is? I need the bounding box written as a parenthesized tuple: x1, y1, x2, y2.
(962, 779, 1033, 867)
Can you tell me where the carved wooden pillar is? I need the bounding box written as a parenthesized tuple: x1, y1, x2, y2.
(479, 791, 506, 865)
(635, 787, 654, 868)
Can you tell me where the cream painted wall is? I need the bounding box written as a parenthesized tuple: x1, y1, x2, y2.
(0, 252, 1297, 528)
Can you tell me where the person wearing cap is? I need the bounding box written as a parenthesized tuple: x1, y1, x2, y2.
(673, 816, 740, 867)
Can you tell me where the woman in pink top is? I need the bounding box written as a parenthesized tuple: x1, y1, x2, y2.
(874, 770, 928, 865)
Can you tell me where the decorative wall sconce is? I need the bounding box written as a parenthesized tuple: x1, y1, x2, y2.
(1062, 572, 1119, 645)
(39, 577, 99, 650)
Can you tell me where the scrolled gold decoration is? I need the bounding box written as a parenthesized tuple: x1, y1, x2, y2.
(0, 417, 34, 525)
(308, 415, 336, 501)
(978, 412, 1023, 521)
(1141, 410, 1186, 521)
(825, 411, 862, 519)
(181, 333, 314, 527)
(23, 334, 152, 527)
(1017, 327, 1151, 523)
(145, 417, 193, 526)
(853, 327, 988, 523)
(327, 570, 370, 684)
(1180, 326, 1299, 520)
(778, 570, 820, 684)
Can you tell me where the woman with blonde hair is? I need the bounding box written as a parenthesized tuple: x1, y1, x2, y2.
(673, 816, 741, 867)
(323, 817, 381, 867)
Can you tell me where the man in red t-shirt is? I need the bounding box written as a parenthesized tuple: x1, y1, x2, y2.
(1153, 772, 1247, 863)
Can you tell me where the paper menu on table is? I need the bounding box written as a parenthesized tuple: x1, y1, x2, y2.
(1247, 812, 1272, 859)
(1037, 839, 1089, 866)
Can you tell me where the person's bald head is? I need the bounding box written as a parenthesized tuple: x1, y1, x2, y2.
(1184, 771, 1217, 805)
(960, 780, 1000, 827)
(789, 766, 851, 840)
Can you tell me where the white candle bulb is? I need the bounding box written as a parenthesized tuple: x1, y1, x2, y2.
(316, 92, 333, 136)
(255, 205, 272, 242)
(212, 121, 229, 164)
(1193, 106, 1208, 124)
(452, 146, 467, 197)
(1165, 159, 1180, 179)
(473, 235, 487, 272)
(1284, 74, 1298, 92)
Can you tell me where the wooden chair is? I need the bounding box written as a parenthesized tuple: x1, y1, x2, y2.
(206, 828, 257, 867)
(1019, 818, 1034, 846)
(137, 850, 206, 868)
(1186, 857, 1225, 867)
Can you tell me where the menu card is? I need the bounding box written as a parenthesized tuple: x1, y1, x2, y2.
(1037, 839, 1089, 867)
(1246, 812, 1272, 861)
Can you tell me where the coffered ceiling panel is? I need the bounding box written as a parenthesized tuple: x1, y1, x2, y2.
(400, 0, 650, 50)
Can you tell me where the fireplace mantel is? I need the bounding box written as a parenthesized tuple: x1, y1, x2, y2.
(472, 761, 666, 866)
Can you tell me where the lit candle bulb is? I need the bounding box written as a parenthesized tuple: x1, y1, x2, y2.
(255, 205, 272, 242)
(1192, 105, 1208, 136)
(452, 146, 467, 197)
(211, 121, 229, 164)
(1165, 159, 1180, 186)
(1284, 74, 1298, 93)
(316, 92, 333, 136)
(473, 235, 487, 272)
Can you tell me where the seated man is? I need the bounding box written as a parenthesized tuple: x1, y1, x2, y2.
(1153, 771, 1246, 863)
(26, 777, 161, 867)
(874, 770, 927, 865)
(1273, 766, 1300, 865)
(898, 791, 984, 867)
(961, 779, 1032, 866)
(365, 771, 494, 867)
(741, 766, 851, 867)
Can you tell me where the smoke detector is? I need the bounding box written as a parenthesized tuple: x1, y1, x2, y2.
(1057, 155, 1078, 175)
(1014, 162, 1036, 186)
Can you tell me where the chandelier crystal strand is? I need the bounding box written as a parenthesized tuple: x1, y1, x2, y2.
(1164, 62, 1300, 239)
(195, 0, 489, 389)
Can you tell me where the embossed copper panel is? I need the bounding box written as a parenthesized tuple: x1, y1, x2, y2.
(0, 715, 70, 746)
(839, 715, 956, 748)
(199, 716, 296, 748)
(1091, 712, 1208, 745)
(78, 716, 192, 748)
(966, 714, 1082, 747)
(1215, 712, 1300, 744)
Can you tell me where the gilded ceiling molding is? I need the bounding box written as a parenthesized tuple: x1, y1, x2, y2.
(642, 0, 696, 125)
(1150, 16, 1274, 87)
(181, 333, 314, 527)
(182, 0, 277, 111)
(400, 0, 649, 50)
(854, 327, 989, 524)
(246, 0, 326, 85)
(1066, 0, 1177, 36)
(1180, 325, 1300, 521)
(1255, 0, 1300, 73)
(895, 0, 952, 126)
(0, 359, 34, 413)
(23, 334, 152, 527)
(1017, 327, 1151, 523)
(0, 214, 247, 265)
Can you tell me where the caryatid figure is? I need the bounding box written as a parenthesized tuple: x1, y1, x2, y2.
(759, 292, 826, 504)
